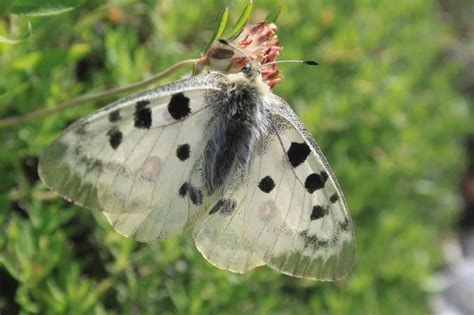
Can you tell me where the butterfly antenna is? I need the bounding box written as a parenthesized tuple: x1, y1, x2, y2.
(259, 60, 319, 69)
(218, 39, 252, 64)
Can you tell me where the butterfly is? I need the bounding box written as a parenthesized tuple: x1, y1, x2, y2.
(38, 22, 355, 281)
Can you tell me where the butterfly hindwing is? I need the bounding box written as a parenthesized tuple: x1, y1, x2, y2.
(193, 160, 267, 273)
(39, 72, 227, 241)
(267, 122, 354, 279)
(193, 95, 354, 280)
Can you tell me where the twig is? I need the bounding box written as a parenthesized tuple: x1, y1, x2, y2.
(0, 58, 199, 128)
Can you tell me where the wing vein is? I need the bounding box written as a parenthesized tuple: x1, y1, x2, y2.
(206, 153, 263, 262)
(237, 161, 286, 270)
(266, 175, 298, 263)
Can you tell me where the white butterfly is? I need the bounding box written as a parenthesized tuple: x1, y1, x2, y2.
(39, 26, 355, 281)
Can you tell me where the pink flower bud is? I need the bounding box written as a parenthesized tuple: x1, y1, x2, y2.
(198, 21, 282, 88)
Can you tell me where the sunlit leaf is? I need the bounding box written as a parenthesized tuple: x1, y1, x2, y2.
(0, 0, 17, 17)
(223, 0, 253, 39)
(9, 0, 85, 16)
(0, 20, 31, 45)
(0, 83, 28, 103)
(266, 3, 282, 23)
(202, 7, 229, 55)
(0, 255, 21, 280)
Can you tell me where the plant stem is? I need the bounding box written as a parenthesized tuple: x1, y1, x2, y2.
(0, 58, 199, 128)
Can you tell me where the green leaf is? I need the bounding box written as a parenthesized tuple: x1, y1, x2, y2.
(0, 82, 28, 102)
(223, 0, 253, 39)
(202, 7, 229, 55)
(0, 20, 31, 45)
(0, 255, 21, 280)
(0, 0, 17, 17)
(266, 3, 282, 23)
(9, 0, 85, 16)
(47, 280, 65, 304)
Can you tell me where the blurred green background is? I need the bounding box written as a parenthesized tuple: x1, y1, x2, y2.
(1, 0, 472, 314)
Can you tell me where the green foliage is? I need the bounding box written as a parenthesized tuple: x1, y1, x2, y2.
(0, 20, 31, 44)
(1, 0, 84, 45)
(0, 0, 17, 17)
(0, 0, 471, 314)
(202, 7, 228, 55)
(265, 3, 282, 24)
(222, 0, 253, 39)
(8, 0, 85, 16)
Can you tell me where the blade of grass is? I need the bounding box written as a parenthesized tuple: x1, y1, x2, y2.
(202, 7, 229, 55)
(0, 58, 199, 128)
(222, 0, 253, 38)
(265, 3, 282, 24)
(9, 0, 85, 16)
(0, 20, 31, 45)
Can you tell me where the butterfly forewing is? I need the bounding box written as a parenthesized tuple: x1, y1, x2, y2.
(39, 73, 227, 240)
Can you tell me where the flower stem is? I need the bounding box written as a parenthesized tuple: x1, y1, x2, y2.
(0, 58, 199, 128)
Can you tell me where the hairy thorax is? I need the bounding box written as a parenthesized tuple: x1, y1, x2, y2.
(203, 74, 272, 194)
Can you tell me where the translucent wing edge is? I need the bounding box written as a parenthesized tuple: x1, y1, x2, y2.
(271, 95, 356, 280)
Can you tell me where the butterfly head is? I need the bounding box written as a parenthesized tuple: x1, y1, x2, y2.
(197, 22, 282, 88)
(240, 61, 260, 80)
(224, 59, 273, 97)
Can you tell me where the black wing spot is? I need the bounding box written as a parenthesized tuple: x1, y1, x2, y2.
(134, 100, 152, 129)
(321, 170, 329, 182)
(107, 128, 123, 150)
(339, 218, 351, 231)
(75, 124, 86, 135)
(176, 144, 190, 161)
(304, 172, 327, 193)
(189, 187, 203, 205)
(209, 199, 236, 215)
(329, 193, 339, 203)
(136, 100, 150, 108)
(179, 182, 202, 205)
(300, 230, 336, 249)
(310, 205, 328, 221)
(108, 109, 121, 122)
(168, 93, 191, 120)
(258, 176, 275, 193)
(287, 142, 311, 168)
(179, 182, 189, 197)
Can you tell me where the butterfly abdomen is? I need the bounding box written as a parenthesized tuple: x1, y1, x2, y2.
(203, 83, 270, 194)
